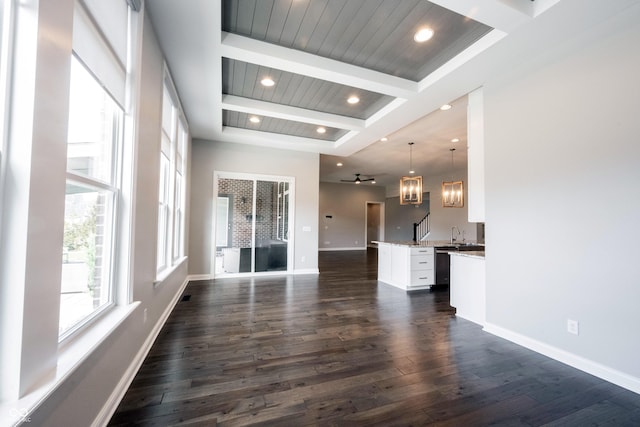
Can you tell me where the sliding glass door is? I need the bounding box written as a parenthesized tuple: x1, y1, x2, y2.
(214, 173, 293, 276)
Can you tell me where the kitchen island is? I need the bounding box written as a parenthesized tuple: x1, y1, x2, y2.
(449, 250, 486, 325)
(374, 240, 484, 292)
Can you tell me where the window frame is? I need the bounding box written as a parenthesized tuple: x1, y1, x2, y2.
(0, 0, 15, 241)
(156, 68, 188, 279)
(60, 55, 125, 340)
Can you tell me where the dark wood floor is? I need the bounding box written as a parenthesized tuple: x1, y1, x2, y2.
(110, 249, 640, 426)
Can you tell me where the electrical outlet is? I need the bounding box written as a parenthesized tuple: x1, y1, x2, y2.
(567, 319, 579, 335)
(301, 256, 306, 263)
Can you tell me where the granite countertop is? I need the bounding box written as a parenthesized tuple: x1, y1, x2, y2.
(373, 240, 483, 248)
(449, 250, 485, 259)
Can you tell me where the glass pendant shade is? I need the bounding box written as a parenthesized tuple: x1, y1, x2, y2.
(400, 142, 422, 205)
(400, 176, 422, 205)
(442, 180, 464, 207)
(442, 147, 463, 207)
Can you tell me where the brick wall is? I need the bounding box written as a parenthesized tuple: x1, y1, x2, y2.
(218, 178, 278, 248)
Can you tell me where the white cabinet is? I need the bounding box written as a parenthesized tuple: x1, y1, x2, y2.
(450, 253, 485, 325)
(376, 243, 435, 291)
(377, 243, 392, 283)
(409, 247, 434, 288)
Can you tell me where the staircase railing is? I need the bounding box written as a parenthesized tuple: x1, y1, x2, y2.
(413, 211, 431, 242)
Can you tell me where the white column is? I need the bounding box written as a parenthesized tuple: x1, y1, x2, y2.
(0, 0, 73, 399)
(467, 87, 485, 222)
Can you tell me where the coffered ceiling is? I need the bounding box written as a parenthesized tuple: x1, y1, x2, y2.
(146, 0, 561, 189)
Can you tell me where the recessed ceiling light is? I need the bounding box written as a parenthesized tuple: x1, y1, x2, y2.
(380, 137, 388, 142)
(261, 77, 275, 87)
(347, 96, 359, 104)
(336, 162, 343, 167)
(249, 116, 260, 123)
(317, 127, 326, 134)
(440, 104, 452, 111)
(451, 138, 460, 143)
(414, 27, 434, 43)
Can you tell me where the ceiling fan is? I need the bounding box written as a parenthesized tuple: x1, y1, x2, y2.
(341, 173, 376, 184)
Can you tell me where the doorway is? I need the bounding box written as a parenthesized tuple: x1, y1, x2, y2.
(213, 172, 294, 277)
(366, 202, 384, 247)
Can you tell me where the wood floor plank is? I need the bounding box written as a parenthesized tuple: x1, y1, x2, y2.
(109, 249, 640, 426)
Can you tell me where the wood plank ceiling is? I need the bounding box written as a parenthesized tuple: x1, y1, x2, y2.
(220, 0, 492, 142)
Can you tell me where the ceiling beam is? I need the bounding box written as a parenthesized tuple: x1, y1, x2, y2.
(428, 0, 534, 33)
(220, 32, 418, 100)
(221, 95, 365, 131)
(221, 126, 339, 154)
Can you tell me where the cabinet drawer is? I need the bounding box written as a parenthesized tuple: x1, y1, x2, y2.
(411, 255, 433, 269)
(410, 269, 434, 286)
(410, 247, 434, 256)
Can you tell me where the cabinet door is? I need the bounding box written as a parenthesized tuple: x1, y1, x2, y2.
(378, 245, 392, 282)
(410, 255, 433, 270)
(410, 269, 434, 287)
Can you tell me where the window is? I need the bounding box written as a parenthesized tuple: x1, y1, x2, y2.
(156, 75, 188, 276)
(61, 57, 123, 336)
(59, 0, 129, 338)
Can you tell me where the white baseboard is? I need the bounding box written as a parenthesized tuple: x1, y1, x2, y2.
(293, 268, 319, 275)
(187, 274, 212, 281)
(93, 277, 191, 427)
(318, 247, 367, 252)
(483, 322, 640, 395)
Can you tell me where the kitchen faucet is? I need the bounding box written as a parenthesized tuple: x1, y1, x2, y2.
(451, 226, 460, 244)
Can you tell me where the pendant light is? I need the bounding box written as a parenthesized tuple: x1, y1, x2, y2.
(400, 142, 423, 205)
(442, 148, 464, 208)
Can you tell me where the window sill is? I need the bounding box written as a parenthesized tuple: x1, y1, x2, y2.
(0, 302, 139, 426)
(154, 256, 187, 287)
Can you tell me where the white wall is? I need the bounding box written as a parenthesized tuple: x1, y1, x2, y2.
(189, 139, 320, 274)
(483, 1, 640, 391)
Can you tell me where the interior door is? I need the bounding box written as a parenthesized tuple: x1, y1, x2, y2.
(254, 180, 287, 272)
(214, 173, 292, 276)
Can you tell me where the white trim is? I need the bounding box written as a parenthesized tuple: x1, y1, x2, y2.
(154, 256, 187, 286)
(483, 322, 640, 395)
(318, 247, 367, 252)
(92, 276, 190, 427)
(0, 303, 139, 426)
(212, 171, 295, 279)
(187, 274, 212, 281)
(293, 268, 319, 275)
